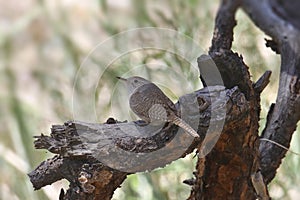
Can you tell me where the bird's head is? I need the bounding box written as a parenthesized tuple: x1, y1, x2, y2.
(117, 76, 151, 94)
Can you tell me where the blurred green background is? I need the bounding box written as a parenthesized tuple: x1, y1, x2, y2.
(0, 0, 299, 199)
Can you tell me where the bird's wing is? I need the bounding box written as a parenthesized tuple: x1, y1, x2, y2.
(129, 83, 177, 121)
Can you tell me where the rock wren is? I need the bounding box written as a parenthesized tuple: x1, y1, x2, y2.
(117, 76, 199, 138)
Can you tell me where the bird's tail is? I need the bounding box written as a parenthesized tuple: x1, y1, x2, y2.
(171, 116, 199, 138)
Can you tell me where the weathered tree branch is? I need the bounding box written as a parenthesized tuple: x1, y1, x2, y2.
(241, 0, 300, 183)
(210, 0, 239, 51)
(207, 0, 252, 99)
(29, 85, 249, 199)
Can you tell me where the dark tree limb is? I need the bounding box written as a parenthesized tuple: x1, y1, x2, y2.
(210, 0, 240, 51)
(206, 0, 253, 99)
(241, 0, 300, 184)
(253, 71, 272, 94)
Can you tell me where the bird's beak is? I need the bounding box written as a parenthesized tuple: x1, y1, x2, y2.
(116, 76, 127, 81)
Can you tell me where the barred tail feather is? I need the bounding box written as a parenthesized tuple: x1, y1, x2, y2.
(172, 116, 199, 138)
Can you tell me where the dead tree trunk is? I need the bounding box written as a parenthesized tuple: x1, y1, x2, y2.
(189, 0, 300, 199)
(28, 0, 300, 199)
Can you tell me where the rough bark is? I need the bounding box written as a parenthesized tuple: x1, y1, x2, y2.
(189, 0, 300, 198)
(190, 1, 261, 199)
(241, 0, 300, 184)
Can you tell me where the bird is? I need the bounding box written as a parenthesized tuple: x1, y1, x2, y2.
(117, 76, 199, 138)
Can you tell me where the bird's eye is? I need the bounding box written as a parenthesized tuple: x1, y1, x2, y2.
(134, 80, 138, 83)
